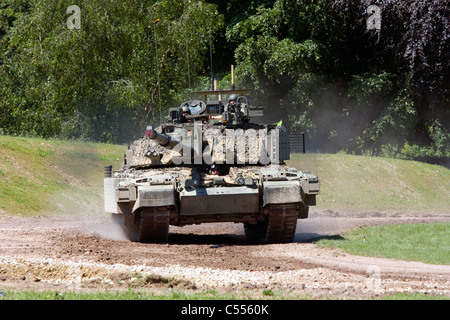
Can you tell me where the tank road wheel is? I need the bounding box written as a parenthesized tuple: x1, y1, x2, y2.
(265, 203, 299, 243)
(245, 204, 299, 244)
(244, 220, 268, 244)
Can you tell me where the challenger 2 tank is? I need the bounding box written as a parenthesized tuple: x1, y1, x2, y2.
(104, 88, 319, 243)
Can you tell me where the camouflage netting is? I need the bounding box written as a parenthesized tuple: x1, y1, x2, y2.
(128, 125, 276, 167)
(128, 138, 180, 167)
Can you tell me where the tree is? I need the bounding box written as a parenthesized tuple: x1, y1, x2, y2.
(225, 0, 448, 157)
(0, 0, 223, 142)
(227, 0, 336, 125)
(332, 0, 449, 156)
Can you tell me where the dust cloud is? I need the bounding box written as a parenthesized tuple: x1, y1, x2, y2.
(294, 213, 341, 242)
(50, 186, 130, 241)
(87, 220, 129, 241)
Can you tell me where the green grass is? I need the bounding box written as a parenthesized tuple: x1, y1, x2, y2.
(0, 135, 126, 216)
(381, 293, 450, 300)
(287, 153, 450, 214)
(0, 289, 447, 300)
(0, 288, 295, 300)
(0, 289, 207, 300)
(317, 222, 450, 265)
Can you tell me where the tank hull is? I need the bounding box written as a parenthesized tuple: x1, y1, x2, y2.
(104, 164, 319, 243)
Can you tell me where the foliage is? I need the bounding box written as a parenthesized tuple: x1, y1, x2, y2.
(0, 0, 448, 160)
(0, 0, 222, 142)
(330, 0, 449, 156)
(226, 0, 449, 158)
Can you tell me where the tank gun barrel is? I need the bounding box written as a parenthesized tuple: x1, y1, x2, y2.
(145, 126, 178, 149)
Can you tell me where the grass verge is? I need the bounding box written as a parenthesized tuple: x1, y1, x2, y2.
(0, 288, 307, 300)
(0, 135, 125, 216)
(316, 222, 450, 265)
(0, 289, 447, 300)
(288, 153, 450, 214)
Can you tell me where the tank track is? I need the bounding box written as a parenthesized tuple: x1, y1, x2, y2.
(123, 204, 298, 244)
(124, 207, 170, 243)
(244, 203, 299, 243)
(138, 207, 170, 242)
(265, 203, 298, 243)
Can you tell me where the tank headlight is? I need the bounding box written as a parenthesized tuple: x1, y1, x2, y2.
(236, 175, 245, 185)
(244, 177, 254, 186)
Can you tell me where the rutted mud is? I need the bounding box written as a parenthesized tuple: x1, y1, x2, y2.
(0, 211, 449, 299)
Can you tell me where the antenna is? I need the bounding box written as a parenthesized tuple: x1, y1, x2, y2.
(209, 33, 214, 90)
(184, 24, 193, 100)
(185, 25, 191, 90)
(153, 18, 162, 123)
(231, 65, 235, 90)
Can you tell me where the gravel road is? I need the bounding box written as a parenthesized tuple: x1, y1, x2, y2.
(0, 211, 449, 299)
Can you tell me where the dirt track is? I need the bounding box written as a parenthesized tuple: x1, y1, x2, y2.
(0, 211, 449, 299)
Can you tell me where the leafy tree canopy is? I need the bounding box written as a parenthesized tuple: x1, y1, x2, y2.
(0, 0, 448, 163)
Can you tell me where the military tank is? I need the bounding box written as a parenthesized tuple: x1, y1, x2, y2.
(104, 85, 319, 243)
